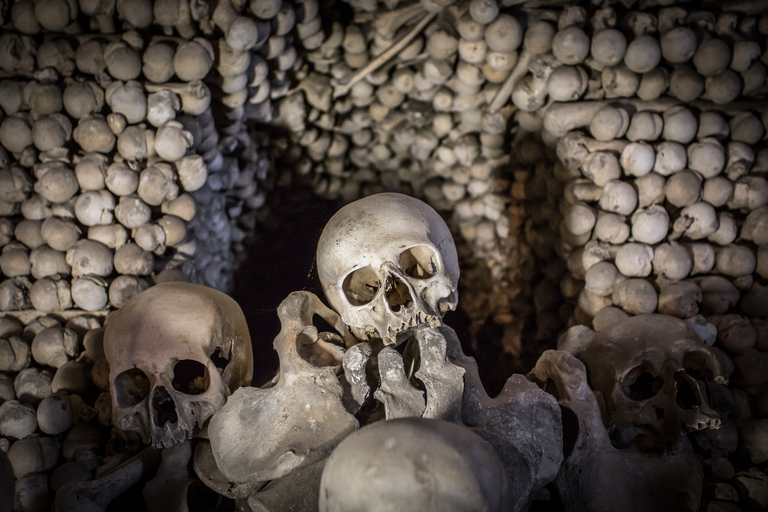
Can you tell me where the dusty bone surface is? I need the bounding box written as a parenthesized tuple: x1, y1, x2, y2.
(103, 282, 253, 449)
(316, 192, 459, 346)
(2, 0, 768, 511)
(208, 290, 356, 485)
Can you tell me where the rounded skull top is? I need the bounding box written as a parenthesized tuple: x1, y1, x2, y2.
(103, 282, 253, 449)
(316, 193, 459, 345)
(318, 417, 511, 512)
(581, 314, 725, 448)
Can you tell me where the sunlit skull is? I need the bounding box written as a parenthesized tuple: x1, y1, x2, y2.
(581, 314, 725, 448)
(104, 282, 253, 448)
(317, 193, 459, 345)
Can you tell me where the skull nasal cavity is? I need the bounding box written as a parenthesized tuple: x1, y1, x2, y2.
(172, 359, 210, 395)
(674, 372, 699, 410)
(152, 386, 178, 427)
(386, 275, 412, 313)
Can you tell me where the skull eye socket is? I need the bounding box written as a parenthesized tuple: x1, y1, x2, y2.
(621, 366, 663, 401)
(399, 246, 438, 279)
(172, 359, 210, 395)
(343, 266, 380, 306)
(114, 368, 150, 408)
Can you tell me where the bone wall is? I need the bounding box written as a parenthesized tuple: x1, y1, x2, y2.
(0, 0, 767, 510)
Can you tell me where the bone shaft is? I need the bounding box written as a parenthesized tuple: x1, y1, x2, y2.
(333, 11, 438, 99)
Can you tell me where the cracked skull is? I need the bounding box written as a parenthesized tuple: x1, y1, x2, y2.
(104, 282, 253, 448)
(581, 314, 725, 448)
(317, 193, 459, 345)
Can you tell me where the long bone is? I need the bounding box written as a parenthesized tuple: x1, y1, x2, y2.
(373, 3, 427, 39)
(332, 11, 438, 99)
(544, 98, 768, 137)
(488, 49, 533, 113)
(53, 447, 162, 511)
(142, 441, 195, 512)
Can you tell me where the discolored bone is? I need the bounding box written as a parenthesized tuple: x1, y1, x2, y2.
(105, 282, 252, 448)
(53, 447, 162, 511)
(374, 3, 426, 40)
(412, 326, 466, 423)
(375, 346, 427, 419)
(340, 342, 371, 411)
(209, 291, 355, 484)
(424, 325, 562, 509)
(488, 49, 532, 113)
(319, 416, 512, 512)
(531, 347, 707, 512)
(141, 441, 194, 512)
(192, 439, 262, 500)
(144, 82, 211, 116)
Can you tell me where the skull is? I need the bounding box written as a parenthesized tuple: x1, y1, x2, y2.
(104, 282, 253, 448)
(317, 193, 459, 345)
(319, 417, 512, 512)
(531, 349, 706, 512)
(581, 314, 724, 448)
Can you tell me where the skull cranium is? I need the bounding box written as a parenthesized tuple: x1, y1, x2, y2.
(581, 314, 724, 448)
(317, 193, 459, 345)
(104, 282, 253, 448)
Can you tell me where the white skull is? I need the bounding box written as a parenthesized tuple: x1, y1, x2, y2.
(317, 193, 459, 345)
(104, 282, 253, 448)
(581, 314, 724, 448)
(319, 417, 512, 512)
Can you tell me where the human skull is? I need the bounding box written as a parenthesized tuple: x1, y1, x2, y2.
(104, 282, 253, 448)
(581, 314, 724, 448)
(317, 193, 459, 345)
(319, 417, 512, 512)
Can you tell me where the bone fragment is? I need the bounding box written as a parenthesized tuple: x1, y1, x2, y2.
(374, 346, 426, 419)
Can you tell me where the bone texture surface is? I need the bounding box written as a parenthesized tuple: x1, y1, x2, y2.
(1, 0, 768, 511)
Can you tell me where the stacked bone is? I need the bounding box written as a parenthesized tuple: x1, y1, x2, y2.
(0, 2, 277, 508)
(0, 314, 119, 512)
(212, 0, 300, 131)
(267, 0, 577, 356)
(0, 0, 275, 311)
(199, 0, 308, 278)
(0, 46, 206, 311)
(537, 4, 768, 506)
(556, 103, 767, 329)
(511, 5, 768, 117)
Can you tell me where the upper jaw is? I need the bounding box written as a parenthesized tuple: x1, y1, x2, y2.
(381, 311, 442, 345)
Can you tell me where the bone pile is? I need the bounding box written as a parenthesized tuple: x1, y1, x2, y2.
(0, 0, 289, 313)
(533, 4, 768, 509)
(0, 4, 277, 504)
(541, 6, 768, 338)
(263, 0, 576, 355)
(0, 313, 111, 512)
